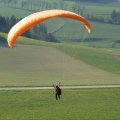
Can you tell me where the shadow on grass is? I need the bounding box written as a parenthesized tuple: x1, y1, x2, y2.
(62, 37, 108, 42)
(83, 38, 108, 42)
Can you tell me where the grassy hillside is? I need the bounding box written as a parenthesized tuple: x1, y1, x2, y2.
(1, 43, 120, 86)
(52, 19, 120, 45)
(0, 32, 120, 86)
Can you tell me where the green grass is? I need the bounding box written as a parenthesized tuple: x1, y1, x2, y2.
(55, 44, 120, 74)
(81, 2, 120, 15)
(88, 21, 120, 41)
(53, 20, 120, 43)
(0, 88, 120, 120)
(12, 34, 120, 75)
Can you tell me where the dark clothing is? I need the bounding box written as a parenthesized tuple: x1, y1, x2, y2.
(54, 86, 61, 100)
(56, 93, 60, 100)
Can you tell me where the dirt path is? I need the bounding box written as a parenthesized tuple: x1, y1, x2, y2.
(0, 85, 120, 90)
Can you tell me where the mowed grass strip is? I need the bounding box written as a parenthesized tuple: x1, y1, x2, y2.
(0, 88, 120, 120)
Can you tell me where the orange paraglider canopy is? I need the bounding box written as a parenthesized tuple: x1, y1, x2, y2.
(7, 10, 91, 48)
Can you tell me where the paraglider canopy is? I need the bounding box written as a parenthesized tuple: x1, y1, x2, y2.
(7, 10, 91, 48)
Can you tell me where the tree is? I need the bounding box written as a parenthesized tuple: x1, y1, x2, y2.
(33, 1, 37, 11)
(52, 2, 58, 9)
(72, 4, 76, 13)
(7, 0, 12, 7)
(36, 1, 41, 11)
(0, 14, 58, 43)
(22, 29, 32, 38)
(47, 33, 58, 42)
(59, 1, 65, 9)
(5, 16, 10, 32)
(13, 0, 18, 8)
(21, 1, 27, 9)
(26, 0, 30, 10)
(111, 9, 117, 23)
(41, 1, 45, 10)
(1, 0, 7, 6)
(33, 25, 39, 34)
(9, 15, 17, 29)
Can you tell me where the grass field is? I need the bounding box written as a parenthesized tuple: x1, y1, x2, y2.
(0, 88, 120, 120)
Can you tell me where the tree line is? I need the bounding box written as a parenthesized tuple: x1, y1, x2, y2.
(0, 0, 68, 10)
(0, 15, 58, 42)
(0, 0, 85, 15)
(111, 9, 120, 24)
(87, 9, 120, 25)
(0, 0, 119, 25)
